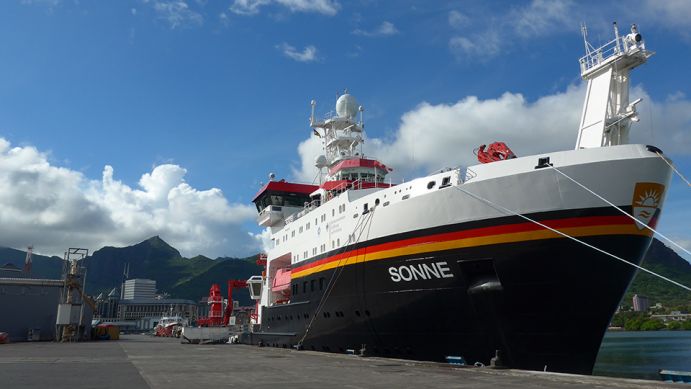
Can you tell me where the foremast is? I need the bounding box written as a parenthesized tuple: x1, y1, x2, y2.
(576, 22, 653, 149)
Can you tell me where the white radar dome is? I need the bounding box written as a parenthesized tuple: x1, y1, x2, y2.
(336, 94, 359, 120)
(314, 155, 328, 169)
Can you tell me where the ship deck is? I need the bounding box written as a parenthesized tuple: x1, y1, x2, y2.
(0, 334, 677, 389)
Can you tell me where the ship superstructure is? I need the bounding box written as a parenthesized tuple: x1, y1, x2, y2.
(243, 23, 673, 375)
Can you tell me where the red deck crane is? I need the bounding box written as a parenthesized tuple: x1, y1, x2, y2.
(223, 280, 248, 325)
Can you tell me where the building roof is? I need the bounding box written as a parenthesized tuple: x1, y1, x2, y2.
(1, 263, 21, 271)
(119, 298, 197, 305)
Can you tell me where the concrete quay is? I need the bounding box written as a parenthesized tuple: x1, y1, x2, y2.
(0, 334, 679, 389)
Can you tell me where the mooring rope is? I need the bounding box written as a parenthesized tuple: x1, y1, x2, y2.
(298, 208, 375, 346)
(452, 185, 691, 292)
(549, 165, 691, 257)
(655, 151, 691, 187)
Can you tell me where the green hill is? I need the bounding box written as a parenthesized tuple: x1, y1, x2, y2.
(80, 236, 218, 296)
(0, 237, 262, 303)
(169, 256, 260, 306)
(623, 239, 691, 309)
(3, 237, 688, 309)
(0, 247, 63, 278)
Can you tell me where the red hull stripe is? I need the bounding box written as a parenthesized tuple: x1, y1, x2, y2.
(292, 215, 641, 276)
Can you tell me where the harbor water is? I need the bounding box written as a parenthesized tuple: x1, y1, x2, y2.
(593, 330, 691, 380)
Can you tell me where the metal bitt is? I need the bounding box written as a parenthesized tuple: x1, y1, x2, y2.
(490, 349, 507, 369)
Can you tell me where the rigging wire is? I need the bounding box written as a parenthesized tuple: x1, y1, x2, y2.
(298, 208, 376, 346)
(549, 165, 691, 257)
(452, 185, 691, 292)
(655, 152, 691, 187)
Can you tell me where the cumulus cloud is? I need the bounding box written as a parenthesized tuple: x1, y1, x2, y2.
(292, 84, 691, 183)
(352, 21, 399, 37)
(151, 0, 204, 29)
(0, 138, 259, 258)
(230, 0, 339, 16)
(277, 43, 319, 62)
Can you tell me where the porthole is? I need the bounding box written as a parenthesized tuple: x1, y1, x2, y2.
(427, 181, 436, 189)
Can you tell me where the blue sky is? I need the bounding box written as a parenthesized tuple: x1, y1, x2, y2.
(0, 0, 689, 261)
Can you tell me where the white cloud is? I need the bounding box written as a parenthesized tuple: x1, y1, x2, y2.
(219, 12, 230, 26)
(353, 21, 399, 37)
(151, 0, 204, 29)
(20, 0, 60, 7)
(230, 0, 339, 16)
(276, 0, 339, 15)
(0, 138, 259, 258)
(641, 0, 691, 29)
(229, 0, 270, 15)
(449, 29, 501, 62)
(449, 0, 575, 62)
(448, 10, 469, 29)
(510, 0, 573, 38)
(251, 228, 274, 254)
(292, 84, 691, 182)
(277, 43, 318, 62)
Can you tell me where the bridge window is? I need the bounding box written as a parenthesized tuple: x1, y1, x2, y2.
(440, 176, 451, 188)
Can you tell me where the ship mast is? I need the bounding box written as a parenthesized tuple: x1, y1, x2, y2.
(575, 22, 653, 149)
(310, 92, 365, 180)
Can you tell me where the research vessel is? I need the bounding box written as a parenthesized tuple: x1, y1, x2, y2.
(243, 23, 673, 374)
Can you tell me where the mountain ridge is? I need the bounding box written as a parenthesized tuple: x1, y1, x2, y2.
(1, 237, 689, 307)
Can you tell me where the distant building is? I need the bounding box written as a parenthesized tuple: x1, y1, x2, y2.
(116, 298, 198, 329)
(0, 263, 23, 278)
(651, 311, 690, 322)
(95, 288, 120, 319)
(122, 279, 156, 300)
(632, 294, 650, 312)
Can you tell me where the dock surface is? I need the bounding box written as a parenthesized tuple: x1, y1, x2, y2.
(0, 334, 678, 388)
